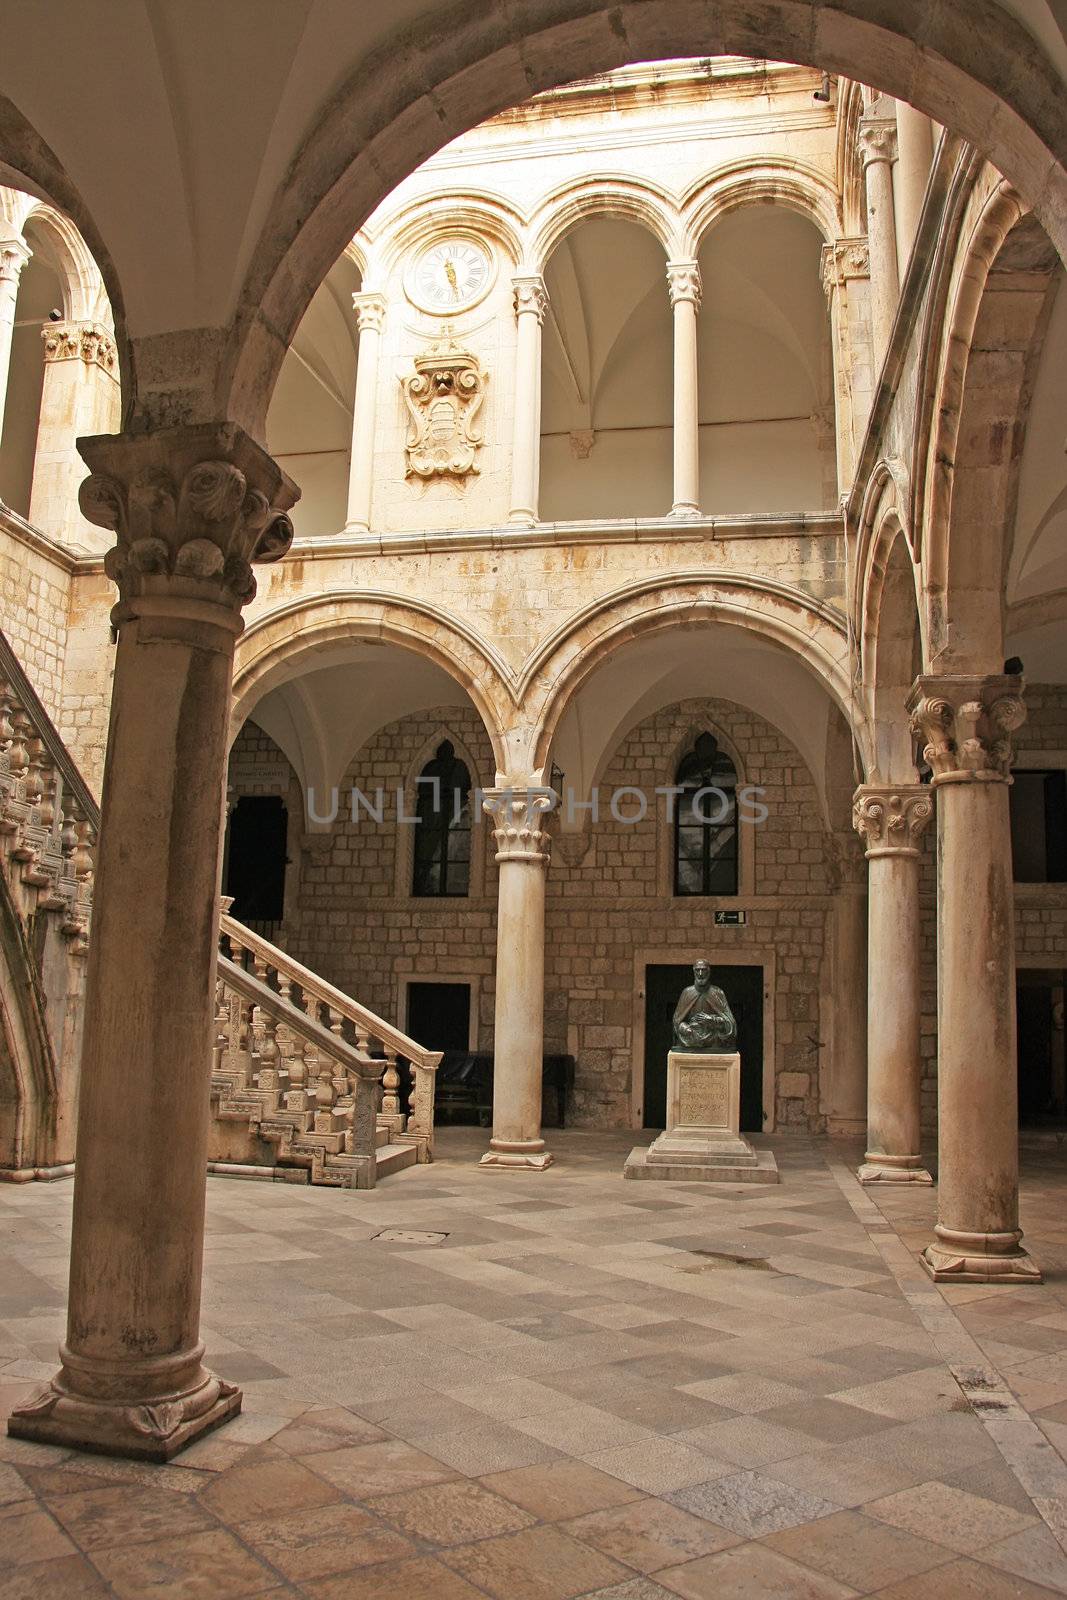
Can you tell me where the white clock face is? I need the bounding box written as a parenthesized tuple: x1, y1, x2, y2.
(409, 237, 494, 314)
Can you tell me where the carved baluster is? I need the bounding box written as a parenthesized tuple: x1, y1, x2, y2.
(0, 684, 13, 752)
(257, 1010, 281, 1109)
(380, 1049, 402, 1128)
(38, 758, 57, 831)
(24, 736, 45, 807)
(7, 704, 29, 776)
(212, 979, 229, 1074)
(60, 795, 78, 861)
(313, 1047, 337, 1132)
(72, 819, 95, 882)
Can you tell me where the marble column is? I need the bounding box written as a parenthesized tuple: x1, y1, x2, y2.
(858, 113, 900, 371)
(29, 322, 121, 545)
(0, 234, 32, 446)
(894, 101, 935, 270)
(8, 423, 299, 1458)
(908, 674, 1041, 1281)
(667, 260, 701, 517)
(481, 787, 553, 1168)
(508, 274, 548, 526)
(344, 291, 386, 533)
(853, 785, 934, 1183)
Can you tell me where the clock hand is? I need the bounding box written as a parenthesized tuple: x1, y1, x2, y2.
(444, 259, 459, 297)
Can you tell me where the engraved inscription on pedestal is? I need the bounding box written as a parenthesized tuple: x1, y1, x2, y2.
(678, 1067, 728, 1129)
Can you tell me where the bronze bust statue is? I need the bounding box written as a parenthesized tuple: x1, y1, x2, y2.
(672, 961, 737, 1053)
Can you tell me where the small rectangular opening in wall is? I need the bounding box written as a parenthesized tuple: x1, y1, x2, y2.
(224, 795, 288, 925)
(1011, 770, 1067, 882)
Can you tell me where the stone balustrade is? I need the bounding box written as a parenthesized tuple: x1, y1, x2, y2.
(218, 910, 441, 1171)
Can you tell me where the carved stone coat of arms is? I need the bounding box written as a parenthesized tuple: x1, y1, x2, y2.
(402, 342, 486, 488)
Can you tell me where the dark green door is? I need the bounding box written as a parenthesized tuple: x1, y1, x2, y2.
(643, 964, 764, 1132)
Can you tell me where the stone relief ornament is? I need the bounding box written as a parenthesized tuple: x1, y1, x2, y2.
(402, 338, 487, 488)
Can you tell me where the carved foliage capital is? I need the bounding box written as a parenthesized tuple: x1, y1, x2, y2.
(483, 787, 554, 865)
(907, 675, 1026, 785)
(513, 274, 549, 323)
(852, 785, 933, 857)
(821, 237, 870, 297)
(41, 319, 117, 375)
(857, 118, 898, 168)
(352, 291, 386, 334)
(0, 234, 32, 285)
(78, 422, 298, 613)
(667, 259, 701, 310)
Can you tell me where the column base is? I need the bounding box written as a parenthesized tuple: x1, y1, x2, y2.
(507, 510, 537, 527)
(921, 1226, 1043, 1284)
(668, 503, 701, 518)
(480, 1138, 554, 1170)
(8, 1362, 241, 1462)
(858, 1155, 933, 1184)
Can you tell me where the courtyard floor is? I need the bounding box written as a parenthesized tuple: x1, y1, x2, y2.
(1, 1129, 1067, 1599)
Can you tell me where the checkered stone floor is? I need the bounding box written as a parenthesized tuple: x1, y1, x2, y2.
(1, 1129, 1066, 1598)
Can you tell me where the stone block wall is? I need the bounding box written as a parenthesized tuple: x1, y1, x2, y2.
(236, 694, 839, 1133)
(0, 520, 71, 719)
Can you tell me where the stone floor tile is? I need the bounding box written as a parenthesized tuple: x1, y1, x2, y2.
(232, 1502, 415, 1582)
(765, 1444, 925, 1507)
(672, 1414, 817, 1467)
(763, 1507, 954, 1589)
(300, 1437, 459, 1495)
(269, 1417, 388, 1456)
(678, 1373, 811, 1413)
(654, 1541, 859, 1598)
(0, 1502, 74, 1567)
(46, 1483, 217, 1550)
(198, 1453, 343, 1522)
(871, 1556, 1066, 1598)
(865, 1479, 1040, 1554)
(667, 1469, 841, 1539)
(582, 1438, 733, 1495)
(580, 1581, 681, 1600)
(440, 1521, 632, 1599)
(442, 1375, 567, 1419)
(366, 1477, 537, 1544)
(0, 1462, 32, 1507)
(0, 1553, 112, 1599)
(479, 1458, 644, 1519)
(416, 1420, 563, 1475)
(979, 1524, 1067, 1595)
(87, 1526, 279, 1599)
(761, 1395, 898, 1443)
(512, 1401, 659, 1455)
(562, 1496, 742, 1572)
(300, 1553, 502, 1599)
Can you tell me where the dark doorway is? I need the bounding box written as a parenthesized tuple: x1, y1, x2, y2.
(224, 796, 288, 929)
(1017, 969, 1066, 1126)
(407, 982, 472, 1053)
(643, 964, 764, 1132)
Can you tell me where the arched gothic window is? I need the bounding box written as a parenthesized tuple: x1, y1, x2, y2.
(412, 741, 473, 897)
(674, 732, 739, 896)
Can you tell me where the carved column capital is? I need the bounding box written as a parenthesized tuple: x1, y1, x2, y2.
(483, 787, 553, 865)
(820, 237, 870, 298)
(41, 319, 117, 375)
(907, 674, 1026, 786)
(78, 422, 299, 621)
(853, 784, 933, 858)
(858, 117, 898, 168)
(667, 259, 701, 311)
(351, 291, 386, 334)
(0, 233, 32, 284)
(513, 274, 549, 323)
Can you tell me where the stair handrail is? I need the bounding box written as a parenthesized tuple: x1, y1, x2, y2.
(0, 625, 99, 827)
(220, 910, 443, 1074)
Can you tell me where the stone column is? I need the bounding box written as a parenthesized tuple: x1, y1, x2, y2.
(0, 234, 31, 446)
(8, 423, 299, 1458)
(508, 274, 548, 526)
(29, 322, 121, 545)
(820, 238, 872, 489)
(481, 787, 553, 1168)
(821, 834, 868, 1136)
(858, 112, 900, 371)
(344, 291, 386, 533)
(667, 260, 701, 517)
(894, 101, 935, 270)
(853, 786, 934, 1183)
(908, 674, 1041, 1281)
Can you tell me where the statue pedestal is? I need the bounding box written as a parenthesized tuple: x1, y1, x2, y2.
(624, 1051, 779, 1184)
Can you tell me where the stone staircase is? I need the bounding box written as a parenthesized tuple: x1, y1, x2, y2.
(0, 624, 440, 1189)
(209, 911, 442, 1188)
